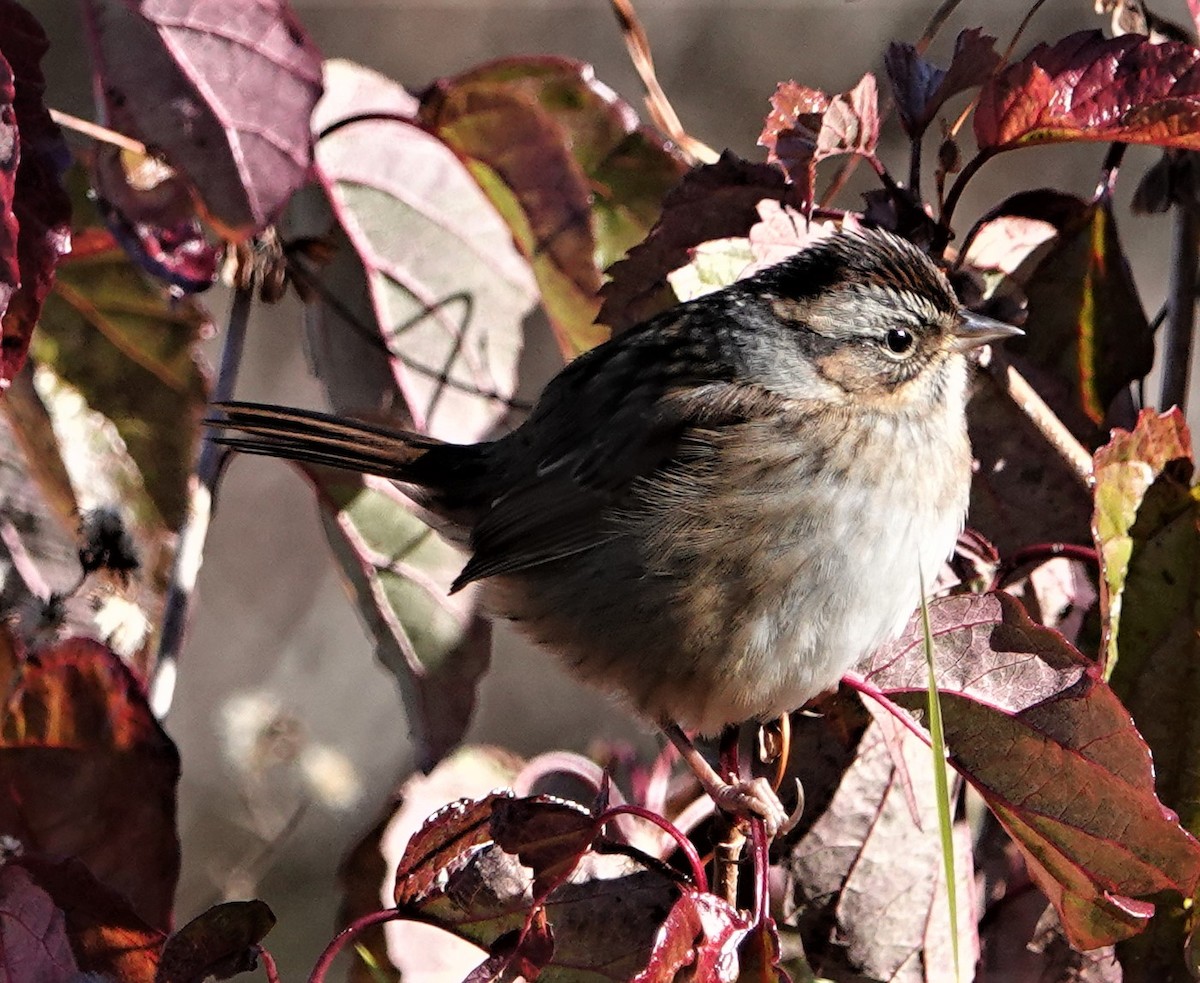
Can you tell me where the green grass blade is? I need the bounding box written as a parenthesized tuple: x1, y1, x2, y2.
(919, 571, 959, 983)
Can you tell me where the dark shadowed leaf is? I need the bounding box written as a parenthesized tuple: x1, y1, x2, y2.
(307, 468, 491, 774)
(781, 699, 976, 982)
(885, 28, 1001, 138)
(758, 74, 879, 214)
(91, 145, 218, 294)
(420, 56, 685, 357)
(0, 862, 79, 983)
(12, 855, 164, 983)
(1010, 199, 1151, 432)
(854, 591, 1200, 949)
(82, 0, 323, 239)
(313, 59, 535, 442)
(464, 912, 554, 983)
(1093, 411, 1200, 838)
(0, 0, 71, 389)
(0, 637, 180, 932)
(599, 152, 800, 332)
(966, 367, 1095, 557)
(154, 900, 275, 983)
(976, 31, 1200, 154)
(35, 210, 210, 530)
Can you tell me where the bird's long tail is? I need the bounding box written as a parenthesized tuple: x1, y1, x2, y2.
(208, 401, 444, 482)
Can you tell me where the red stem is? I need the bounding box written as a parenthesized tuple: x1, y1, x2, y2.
(995, 542, 1099, 589)
(597, 803, 709, 893)
(308, 908, 410, 983)
(750, 819, 770, 925)
(257, 946, 281, 983)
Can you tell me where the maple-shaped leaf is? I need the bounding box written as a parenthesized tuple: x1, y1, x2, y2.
(885, 28, 1001, 138)
(0, 636, 180, 932)
(420, 56, 685, 358)
(853, 591, 1200, 950)
(599, 151, 801, 333)
(0, 1, 71, 389)
(976, 30, 1200, 154)
(82, 0, 323, 239)
(758, 74, 879, 215)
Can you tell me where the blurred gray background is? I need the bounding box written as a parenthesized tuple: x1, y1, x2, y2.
(21, 0, 1200, 977)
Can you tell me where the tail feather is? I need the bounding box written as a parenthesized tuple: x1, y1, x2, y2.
(209, 401, 438, 481)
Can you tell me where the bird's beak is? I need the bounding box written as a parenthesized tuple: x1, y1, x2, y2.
(953, 310, 1024, 351)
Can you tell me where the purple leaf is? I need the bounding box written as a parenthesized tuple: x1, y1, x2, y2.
(854, 592, 1200, 949)
(83, 0, 323, 239)
(885, 28, 1001, 138)
(0, 863, 80, 983)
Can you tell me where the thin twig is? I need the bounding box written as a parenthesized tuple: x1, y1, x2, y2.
(608, 0, 717, 164)
(49, 108, 147, 155)
(1160, 203, 1200, 411)
(986, 354, 1095, 486)
(149, 285, 253, 718)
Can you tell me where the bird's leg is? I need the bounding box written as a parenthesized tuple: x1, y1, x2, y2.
(663, 722, 791, 838)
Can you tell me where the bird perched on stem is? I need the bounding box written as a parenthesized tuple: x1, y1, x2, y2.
(210, 229, 1020, 836)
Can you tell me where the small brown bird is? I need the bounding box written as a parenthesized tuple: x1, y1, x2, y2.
(212, 229, 1020, 834)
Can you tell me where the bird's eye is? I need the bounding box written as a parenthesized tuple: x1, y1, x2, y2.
(884, 327, 914, 356)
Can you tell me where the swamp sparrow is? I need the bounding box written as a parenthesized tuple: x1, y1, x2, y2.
(212, 229, 1020, 834)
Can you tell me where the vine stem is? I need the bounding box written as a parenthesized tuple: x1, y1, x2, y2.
(49, 108, 148, 154)
(149, 284, 253, 718)
(1161, 201, 1200, 412)
(308, 908, 412, 983)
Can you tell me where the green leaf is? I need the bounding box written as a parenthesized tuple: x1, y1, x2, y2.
(1093, 409, 1200, 837)
(420, 56, 686, 357)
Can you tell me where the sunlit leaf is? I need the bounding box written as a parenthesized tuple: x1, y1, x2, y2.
(976, 31, 1200, 154)
(82, 0, 323, 239)
(758, 74, 879, 215)
(312, 59, 535, 443)
(419, 56, 685, 357)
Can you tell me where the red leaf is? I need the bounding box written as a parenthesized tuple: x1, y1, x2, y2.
(885, 28, 1001, 137)
(599, 151, 800, 333)
(0, 1, 71, 389)
(854, 592, 1200, 949)
(0, 637, 180, 932)
(630, 890, 748, 983)
(0, 862, 79, 983)
(83, 0, 323, 239)
(758, 74, 879, 214)
(14, 855, 164, 983)
(91, 146, 218, 293)
(976, 31, 1200, 153)
(489, 796, 598, 900)
(393, 791, 513, 906)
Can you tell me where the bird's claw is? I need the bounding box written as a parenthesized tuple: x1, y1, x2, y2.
(710, 776, 803, 840)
